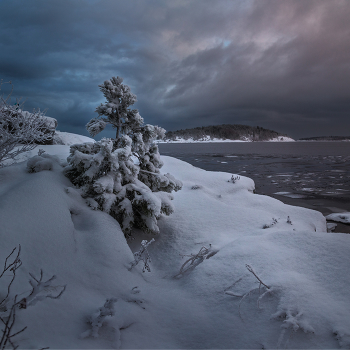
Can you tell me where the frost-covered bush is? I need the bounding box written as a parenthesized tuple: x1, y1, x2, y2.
(65, 76, 182, 237)
(129, 239, 155, 272)
(27, 152, 61, 173)
(0, 81, 56, 166)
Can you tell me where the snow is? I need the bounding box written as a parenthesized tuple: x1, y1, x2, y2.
(326, 212, 350, 224)
(268, 136, 295, 142)
(1, 138, 349, 349)
(274, 191, 307, 198)
(21, 110, 57, 129)
(158, 136, 295, 143)
(53, 131, 95, 146)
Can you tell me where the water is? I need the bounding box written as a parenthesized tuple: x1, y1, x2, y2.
(159, 142, 350, 233)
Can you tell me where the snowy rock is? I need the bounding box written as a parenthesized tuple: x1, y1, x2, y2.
(326, 212, 350, 224)
(327, 222, 337, 232)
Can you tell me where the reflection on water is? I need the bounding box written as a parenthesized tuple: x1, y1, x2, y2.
(159, 142, 350, 233)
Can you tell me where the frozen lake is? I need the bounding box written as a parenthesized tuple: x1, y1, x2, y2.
(159, 142, 350, 233)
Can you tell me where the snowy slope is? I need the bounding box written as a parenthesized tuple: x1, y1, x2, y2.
(53, 131, 95, 146)
(0, 144, 349, 349)
(0, 150, 204, 349)
(154, 157, 349, 349)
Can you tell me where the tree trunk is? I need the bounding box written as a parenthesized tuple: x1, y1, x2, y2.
(115, 109, 121, 141)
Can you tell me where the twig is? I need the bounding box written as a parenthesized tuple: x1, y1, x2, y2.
(0, 295, 27, 350)
(0, 248, 64, 349)
(175, 245, 215, 277)
(238, 288, 259, 321)
(129, 239, 155, 272)
(245, 264, 270, 289)
(139, 169, 161, 176)
(0, 246, 22, 279)
(226, 264, 273, 322)
(0, 246, 22, 307)
(23, 270, 66, 308)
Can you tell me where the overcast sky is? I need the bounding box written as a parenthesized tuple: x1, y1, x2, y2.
(1, 0, 349, 139)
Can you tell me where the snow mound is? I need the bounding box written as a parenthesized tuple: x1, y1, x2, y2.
(326, 212, 350, 224)
(26, 153, 61, 172)
(53, 131, 95, 146)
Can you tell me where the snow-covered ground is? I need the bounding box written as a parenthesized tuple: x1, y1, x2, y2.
(268, 136, 295, 142)
(158, 135, 295, 143)
(0, 136, 349, 349)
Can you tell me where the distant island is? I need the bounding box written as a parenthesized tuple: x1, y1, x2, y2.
(298, 136, 350, 141)
(161, 124, 294, 143)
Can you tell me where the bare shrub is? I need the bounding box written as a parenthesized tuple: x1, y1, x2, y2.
(0, 246, 66, 349)
(175, 244, 218, 277)
(0, 81, 55, 167)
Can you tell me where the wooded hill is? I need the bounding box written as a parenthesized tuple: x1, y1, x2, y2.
(165, 124, 289, 141)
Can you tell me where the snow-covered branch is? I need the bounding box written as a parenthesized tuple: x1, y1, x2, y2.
(175, 244, 218, 277)
(0, 81, 55, 166)
(81, 298, 118, 339)
(225, 264, 273, 321)
(129, 239, 155, 272)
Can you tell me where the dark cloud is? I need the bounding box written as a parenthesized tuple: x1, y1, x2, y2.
(0, 0, 349, 139)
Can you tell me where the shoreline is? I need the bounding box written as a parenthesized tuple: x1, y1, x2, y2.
(257, 183, 350, 234)
(158, 142, 350, 234)
(157, 138, 295, 143)
(157, 139, 350, 144)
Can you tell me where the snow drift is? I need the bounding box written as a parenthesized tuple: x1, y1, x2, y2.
(0, 143, 349, 349)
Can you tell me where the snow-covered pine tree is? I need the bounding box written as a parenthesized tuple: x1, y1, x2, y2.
(65, 77, 182, 237)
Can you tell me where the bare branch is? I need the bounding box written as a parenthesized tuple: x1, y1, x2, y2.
(224, 291, 244, 297)
(0, 247, 16, 278)
(0, 246, 22, 307)
(175, 245, 217, 277)
(0, 248, 64, 349)
(245, 264, 270, 289)
(225, 264, 273, 322)
(24, 271, 65, 308)
(8, 326, 27, 339)
(0, 246, 21, 279)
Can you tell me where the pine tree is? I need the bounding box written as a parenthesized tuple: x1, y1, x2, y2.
(65, 77, 182, 237)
